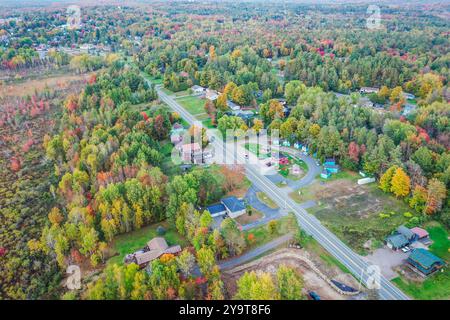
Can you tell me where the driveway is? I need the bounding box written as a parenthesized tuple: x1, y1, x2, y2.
(364, 247, 409, 280)
(242, 184, 286, 231)
(218, 233, 293, 270)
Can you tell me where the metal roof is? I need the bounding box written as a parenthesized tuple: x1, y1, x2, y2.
(408, 248, 444, 269)
(206, 203, 227, 215)
(221, 196, 246, 213)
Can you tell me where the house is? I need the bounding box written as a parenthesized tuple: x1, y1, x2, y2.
(410, 227, 429, 241)
(221, 196, 246, 218)
(205, 89, 219, 101)
(179, 142, 203, 164)
(227, 100, 241, 111)
(191, 85, 205, 94)
(323, 158, 340, 174)
(324, 164, 340, 174)
(206, 203, 227, 218)
(170, 133, 183, 145)
(402, 103, 416, 116)
(179, 71, 189, 78)
(407, 248, 445, 276)
(386, 234, 409, 250)
(130, 237, 181, 268)
(320, 169, 331, 179)
(397, 225, 417, 242)
(359, 87, 379, 94)
(403, 92, 415, 100)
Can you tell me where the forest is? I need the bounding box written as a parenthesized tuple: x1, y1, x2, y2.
(0, 1, 448, 300)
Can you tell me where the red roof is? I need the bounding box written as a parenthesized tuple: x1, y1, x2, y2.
(410, 227, 429, 239)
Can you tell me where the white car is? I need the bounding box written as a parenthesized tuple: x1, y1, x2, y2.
(401, 246, 410, 253)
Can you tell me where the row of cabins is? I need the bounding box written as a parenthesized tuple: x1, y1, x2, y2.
(386, 225, 445, 276)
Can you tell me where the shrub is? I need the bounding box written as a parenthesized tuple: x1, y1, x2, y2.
(403, 212, 413, 218)
(156, 225, 166, 235)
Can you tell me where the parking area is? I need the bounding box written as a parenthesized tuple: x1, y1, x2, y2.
(364, 241, 432, 280)
(364, 247, 409, 280)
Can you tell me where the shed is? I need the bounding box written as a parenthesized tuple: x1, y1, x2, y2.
(320, 169, 331, 179)
(410, 227, 429, 240)
(407, 248, 445, 275)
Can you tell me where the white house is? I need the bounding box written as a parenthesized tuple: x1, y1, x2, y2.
(227, 100, 241, 111)
(205, 89, 219, 101)
(359, 87, 379, 94)
(191, 85, 205, 94)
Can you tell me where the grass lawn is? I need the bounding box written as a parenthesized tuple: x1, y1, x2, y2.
(302, 237, 351, 274)
(107, 221, 188, 266)
(235, 209, 264, 226)
(318, 170, 359, 183)
(392, 269, 450, 300)
(143, 74, 163, 85)
(202, 118, 216, 128)
(244, 214, 298, 250)
(291, 173, 417, 254)
(425, 221, 450, 261)
(256, 192, 279, 209)
(176, 95, 206, 115)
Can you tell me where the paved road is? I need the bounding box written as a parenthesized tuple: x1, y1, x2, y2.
(218, 233, 294, 270)
(152, 83, 409, 300)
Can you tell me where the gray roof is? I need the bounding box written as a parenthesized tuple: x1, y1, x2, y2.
(222, 196, 246, 213)
(386, 234, 409, 248)
(397, 225, 415, 240)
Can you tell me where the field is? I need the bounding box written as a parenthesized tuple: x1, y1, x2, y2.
(176, 95, 207, 116)
(291, 175, 415, 254)
(107, 221, 188, 266)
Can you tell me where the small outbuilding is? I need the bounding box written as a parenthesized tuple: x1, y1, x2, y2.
(410, 227, 429, 240)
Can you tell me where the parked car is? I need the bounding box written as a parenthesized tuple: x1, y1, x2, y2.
(308, 291, 321, 300)
(401, 246, 411, 253)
